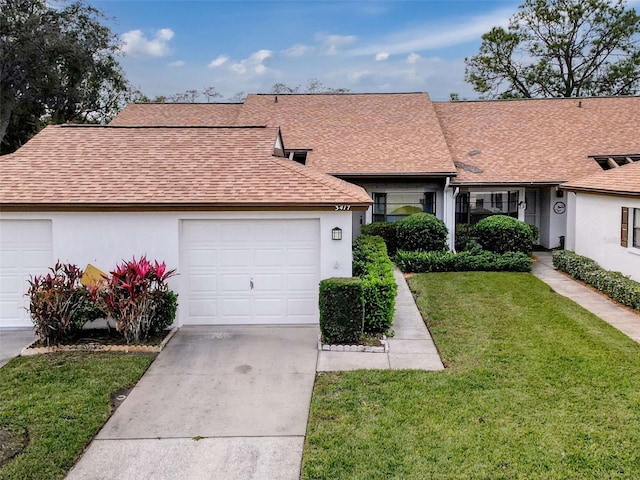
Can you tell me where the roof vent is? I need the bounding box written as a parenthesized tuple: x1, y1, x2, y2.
(468, 149, 481, 156)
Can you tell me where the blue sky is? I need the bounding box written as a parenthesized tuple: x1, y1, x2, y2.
(87, 0, 525, 101)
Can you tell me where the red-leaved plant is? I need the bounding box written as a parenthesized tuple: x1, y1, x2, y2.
(89, 256, 177, 344)
(27, 262, 101, 345)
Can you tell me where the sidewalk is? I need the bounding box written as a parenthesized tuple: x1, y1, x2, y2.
(316, 268, 445, 372)
(533, 252, 640, 343)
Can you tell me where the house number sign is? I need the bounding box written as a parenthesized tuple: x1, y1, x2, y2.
(335, 205, 351, 211)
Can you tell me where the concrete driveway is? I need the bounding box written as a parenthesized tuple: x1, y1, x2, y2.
(0, 329, 35, 368)
(66, 325, 319, 480)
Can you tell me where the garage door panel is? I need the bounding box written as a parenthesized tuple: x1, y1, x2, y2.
(219, 298, 251, 316)
(0, 220, 53, 328)
(188, 275, 217, 292)
(187, 250, 217, 268)
(253, 298, 285, 315)
(182, 219, 319, 325)
(189, 300, 218, 317)
(253, 274, 284, 292)
(253, 249, 285, 267)
(220, 249, 251, 268)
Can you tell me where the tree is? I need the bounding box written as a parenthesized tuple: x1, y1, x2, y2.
(269, 79, 351, 95)
(465, 0, 640, 98)
(0, 0, 132, 153)
(202, 86, 222, 102)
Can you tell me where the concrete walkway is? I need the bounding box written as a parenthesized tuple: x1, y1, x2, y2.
(533, 252, 640, 342)
(66, 325, 319, 480)
(317, 268, 445, 372)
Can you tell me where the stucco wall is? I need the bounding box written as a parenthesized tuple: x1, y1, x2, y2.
(0, 210, 353, 325)
(572, 193, 640, 281)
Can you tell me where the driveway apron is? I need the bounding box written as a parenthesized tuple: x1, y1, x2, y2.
(66, 325, 319, 480)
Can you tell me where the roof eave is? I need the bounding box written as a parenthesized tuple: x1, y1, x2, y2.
(0, 201, 372, 212)
(559, 186, 640, 197)
(451, 180, 566, 187)
(333, 172, 457, 179)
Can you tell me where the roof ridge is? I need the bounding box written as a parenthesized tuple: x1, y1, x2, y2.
(61, 124, 267, 129)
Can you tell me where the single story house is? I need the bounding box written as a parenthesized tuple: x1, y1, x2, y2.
(2, 92, 639, 327)
(0, 125, 370, 328)
(562, 160, 640, 281)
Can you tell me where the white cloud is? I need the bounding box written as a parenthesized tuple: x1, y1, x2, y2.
(168, 60, 185, 67)
(121, 28, 174, 58)
(348, 9, 512, 56)
(407, 52, 421, 64)
(316, 33, 357, 55)
(375, 52, 390, 61)
(230, 50, 273, 75)
(283, 44, 313, 57)
(208, 55, 229, 68)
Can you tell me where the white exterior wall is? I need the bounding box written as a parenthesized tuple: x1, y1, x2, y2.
(544, 188, 568, 249)
(0, 210, 353, 326)
(565, 192, 577, 251)
(572, 193, 640, 281)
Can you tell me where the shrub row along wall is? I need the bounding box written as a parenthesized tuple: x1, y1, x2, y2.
(394, 249, 532, 274)
(553, 250, 640, 311)
(353, 235, 398, 334)
(319, 235, 397, 344)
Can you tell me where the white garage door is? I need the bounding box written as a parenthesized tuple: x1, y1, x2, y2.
(182, 219, 320, 325)
(0, 220, 53, 328)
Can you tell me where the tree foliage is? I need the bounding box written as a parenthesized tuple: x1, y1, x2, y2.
(270, 78, 351, 94)
(465, 0, 640, 98)
(0, 0, 133, 153)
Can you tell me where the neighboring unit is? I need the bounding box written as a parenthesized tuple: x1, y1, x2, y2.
(562, 160, 640, 282)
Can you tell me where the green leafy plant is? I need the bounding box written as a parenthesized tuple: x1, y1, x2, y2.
(319, 277, 364, 344)
(90, 256, 177, 344)
(473, 215, 535, 254)
(360, 222, 399, 255)
(553, 250, 640, 311)
(396, 213, 448, 252)
(394, 248, 532, 273)
(27, 262, 103, 345)
(353, 235, 397, 334)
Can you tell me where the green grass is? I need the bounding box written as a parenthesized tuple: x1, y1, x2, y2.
(0, 352, 155, 480)
(302, 272, 640, 479)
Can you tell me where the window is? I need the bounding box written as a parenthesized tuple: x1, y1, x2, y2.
(634, 209, 640, 249)
(372, 192, 436, 222)
(456, 190, 519, 224)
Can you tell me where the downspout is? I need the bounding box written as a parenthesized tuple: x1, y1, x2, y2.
(445, 177, 460, 252)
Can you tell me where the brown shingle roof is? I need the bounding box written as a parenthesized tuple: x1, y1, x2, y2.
(237, 93, 456, 176)
(434, 96, 640, 185)
(562, 160, 640, 197)
(0, 125, 371, 208)
(110, 102, 243, 126)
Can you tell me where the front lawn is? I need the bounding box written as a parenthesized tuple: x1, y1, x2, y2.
(302, 272, 640, 479)
(0, 352, 155, 480)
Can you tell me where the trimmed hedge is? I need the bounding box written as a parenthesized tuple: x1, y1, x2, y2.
(353, 235, 397, 334)
(553, 250, 640, 311)
(360, 222, 399, 255)
(319, 277, 364, 344)
(473, 215, 535, 254)
(394, 249, 532, 273)
(396, 213, 448, 252)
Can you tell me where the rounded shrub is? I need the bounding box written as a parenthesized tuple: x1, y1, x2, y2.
(473, 215, 535, 254)
(396, 213, 448, 252)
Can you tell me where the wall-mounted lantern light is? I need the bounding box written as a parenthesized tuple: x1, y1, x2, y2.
(332, 227, 342, 241)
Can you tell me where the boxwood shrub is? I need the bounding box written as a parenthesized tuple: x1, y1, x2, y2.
(319, 277, 364, 344)
(396, 213, 448, 252)
(473, 215, 535, 254)
(353, 235, 397, 334)
(553, 250, 640, 311)
(360, 222, 399, 255)
(394, 249, 532, 273)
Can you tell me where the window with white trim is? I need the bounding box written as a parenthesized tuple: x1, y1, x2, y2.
(372, 192, 436, 222)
